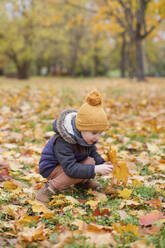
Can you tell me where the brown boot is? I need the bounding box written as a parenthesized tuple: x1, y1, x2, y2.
(76, 180, 101, 190)
(35, 183, 57, 203)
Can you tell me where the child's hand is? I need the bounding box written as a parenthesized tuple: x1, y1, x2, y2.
(95, 163, 113, 175)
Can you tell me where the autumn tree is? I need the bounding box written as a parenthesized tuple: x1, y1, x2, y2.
(93, 0, 165, 81)
(0, 0, 62, 79)
(0, 0, 36, 78)
(45, 0, 111, 76)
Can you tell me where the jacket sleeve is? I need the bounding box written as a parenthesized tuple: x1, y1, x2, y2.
(54, 138, 95, 179)
(90, 145, 105, 165)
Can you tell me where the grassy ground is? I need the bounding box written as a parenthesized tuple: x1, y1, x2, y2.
(0, 76, 164, 89)
(0, 77, 165, 248)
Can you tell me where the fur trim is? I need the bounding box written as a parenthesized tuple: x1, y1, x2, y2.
(56, 109, 77, 144)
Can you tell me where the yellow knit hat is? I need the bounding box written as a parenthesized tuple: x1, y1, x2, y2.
(75, 90, 109, 131)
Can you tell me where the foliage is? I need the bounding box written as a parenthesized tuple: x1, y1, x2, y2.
(0, 77, 165, 247)
(0, 0, 164, 79)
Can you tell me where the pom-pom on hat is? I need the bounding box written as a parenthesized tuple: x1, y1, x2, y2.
(75, 90, 109, 131)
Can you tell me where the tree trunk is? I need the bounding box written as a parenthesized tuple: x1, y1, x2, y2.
(120, 33, 126, 77)
(17, 61, 30, 79)
(135, 0, 146, 81)
(127, 41, 136, 78)
(135, 38, 145, 81)
(93, 52, 99, 76)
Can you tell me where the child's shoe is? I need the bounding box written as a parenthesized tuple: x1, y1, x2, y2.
(35, 182, 56, 203)
(76, 180, 101, 190)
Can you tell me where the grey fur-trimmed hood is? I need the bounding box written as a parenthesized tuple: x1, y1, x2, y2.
(53, 109, 77, 144)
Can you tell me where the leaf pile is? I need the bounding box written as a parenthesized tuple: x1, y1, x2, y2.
(0, 79, 165, 248)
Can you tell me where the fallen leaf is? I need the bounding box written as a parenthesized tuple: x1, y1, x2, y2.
(144, 198, 162, 209)
(18, 223, 48, 242)
(107, 146, 117, 164)
(112, 161, 131, 185)
(113, 223, 139, 237)
(28, 199, 52, 213)
(0, 162, 11, 181)
(65, 195, 80, 205)
(130, 238, 155, 248)
(86, 200, 99, 208)
(19, 214, 40, 224)
(3, 181, 18, 190)
(88, 190, 107, 202)
(139, 210, 165, 226)
(93, 207, 111, 217)
(53, 231, 74, 248)
(118, 210, 128, 220)
(118, 188, 132, 199)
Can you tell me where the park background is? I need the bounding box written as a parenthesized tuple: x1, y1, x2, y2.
(0, 0, 165, 81)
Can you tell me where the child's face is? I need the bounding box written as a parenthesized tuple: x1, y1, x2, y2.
(81, 131, 102, 145)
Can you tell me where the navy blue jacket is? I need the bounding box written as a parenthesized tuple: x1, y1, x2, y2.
(39, 135, 104, 179)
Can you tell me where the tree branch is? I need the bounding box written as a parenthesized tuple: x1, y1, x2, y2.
(141, 18, 163, 39)
(117, 0, 135, 40)
(62, 0, 97, 13)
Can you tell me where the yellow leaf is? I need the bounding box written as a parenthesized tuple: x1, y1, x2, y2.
(3, 180, 22, 194)
(118, 188, 132, 199)
(19, 214, 40, 224)
(87, 188, 94, 195)
(123, 223, 139, 236)
(28, 199, 52, 213)
(86, 200, 99, 208)
(113, 223, 139, 237)
(3, 181, 18, 190)
(107, 146, 117, 164)
(49, 194, 71, 207)
(112, 162, 131, 185)
(132, 179, 143, 187)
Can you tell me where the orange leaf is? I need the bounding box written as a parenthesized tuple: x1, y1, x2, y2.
(144, 198, 162, 209)
(159, 159, 165, 163)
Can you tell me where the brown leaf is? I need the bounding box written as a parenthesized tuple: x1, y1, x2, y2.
(93, 207, 111, 217)
(139, 210, 165, 226)
(139, 225, 162, 235)
(18, 223, 47, 242)
(54, 223, 116, 248)
(104, 184, 118, 195)
(0, 162, 11, 181)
